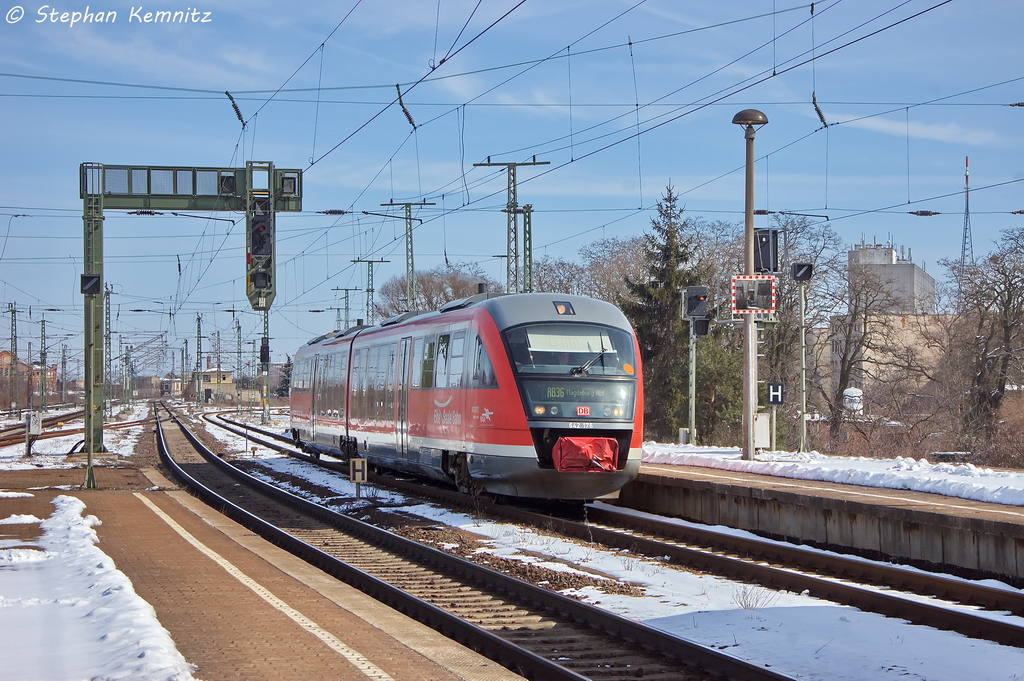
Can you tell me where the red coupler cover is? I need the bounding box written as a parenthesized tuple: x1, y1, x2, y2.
(552, 436, 618, 472)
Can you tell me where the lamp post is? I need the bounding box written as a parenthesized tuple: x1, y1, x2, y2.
(732, 109, 768, 461)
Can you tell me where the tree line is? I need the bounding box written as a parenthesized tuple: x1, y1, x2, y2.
(372, 186, 1024, 465)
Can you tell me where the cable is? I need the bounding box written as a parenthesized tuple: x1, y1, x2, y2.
(306, 0, 527, 171)
(0, 4, 813, 97)
(246, 0, 364, 123)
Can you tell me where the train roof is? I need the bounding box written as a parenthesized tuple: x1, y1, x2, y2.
(300, 292, 632, 349)
(469, 293, 632, 332)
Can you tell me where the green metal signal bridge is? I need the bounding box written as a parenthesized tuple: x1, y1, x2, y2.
(79, 162, 302, 487)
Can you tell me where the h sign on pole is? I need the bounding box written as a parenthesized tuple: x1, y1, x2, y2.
(767, 382, 784, 405)
(350, 457, 367, 498)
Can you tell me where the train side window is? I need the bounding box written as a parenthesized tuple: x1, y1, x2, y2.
(317, 356, 330, 417)
(332, 355, 340, 417)
(473, 337, 497, 387)
(434, 334, 451, 389)
(350, 348, 365, 422)
(337, 352, 348, 420)
(367, 345, 380, 421)
(421, 335, 436, 388)
(384, 342, 397, 419)
(330, 353, 344, 418)
(410, 337, 424, 388)
(375, 344, 388, 421)
(449, 331, 465, 388)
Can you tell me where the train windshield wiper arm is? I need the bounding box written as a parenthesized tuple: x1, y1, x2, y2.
(570, 347, 607, 376)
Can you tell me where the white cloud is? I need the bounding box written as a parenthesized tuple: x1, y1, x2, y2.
(834, 115, 1005, 147)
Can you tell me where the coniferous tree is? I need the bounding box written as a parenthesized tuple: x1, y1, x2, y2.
(620, 186, 701, 441)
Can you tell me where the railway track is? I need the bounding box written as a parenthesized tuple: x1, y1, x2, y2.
(205, 410, 1024, 650)
(0, 410, 148, 449)
(161, 404, 793, 681)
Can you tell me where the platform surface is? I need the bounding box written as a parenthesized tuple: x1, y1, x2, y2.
(637, 462, 1024, 527)
(0, 466, 524, 681)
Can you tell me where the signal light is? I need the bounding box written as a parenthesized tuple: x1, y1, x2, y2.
(684, 286, 708, 318)
(250, 214, 273, 256)
(251, 270, 270, 290)
(260, 338, 270, 369)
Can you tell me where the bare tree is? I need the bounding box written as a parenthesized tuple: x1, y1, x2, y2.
(579, 236, 647, 304)
(532, 256, 590, 296)
(532, 236, 646, 303)
(946, 227, 1024, 444)
(758, 216, 844, 449)
(818, 264, 908, 441)
(374, 262, 502, 318)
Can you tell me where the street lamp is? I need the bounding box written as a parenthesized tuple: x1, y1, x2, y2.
(733, 109, 768, 461)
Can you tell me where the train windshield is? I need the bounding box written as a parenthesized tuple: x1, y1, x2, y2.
(504, 323, 636, 377)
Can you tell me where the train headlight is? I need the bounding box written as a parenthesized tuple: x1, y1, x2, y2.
(533, 405, 547, 415)
(549, 406, 559, 416)
(613, 408, 624, 417)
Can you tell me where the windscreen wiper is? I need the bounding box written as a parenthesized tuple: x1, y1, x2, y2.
(570, 347, 607, 376)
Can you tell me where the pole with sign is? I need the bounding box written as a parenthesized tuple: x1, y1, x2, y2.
(350, 457, 367, 498)
(732, 109, 768, 460)
(732, 273, 776, 456)
(766, 382, 784, 452)
(683, 286, 708, 445)
(792, 263, 814, 452)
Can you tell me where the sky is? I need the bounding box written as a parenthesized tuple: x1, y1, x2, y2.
(6, 410, 1024, 680)
(1, 0, 1022, 376)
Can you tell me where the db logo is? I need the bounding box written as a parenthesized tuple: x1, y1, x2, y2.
(576, 406, 591, 416)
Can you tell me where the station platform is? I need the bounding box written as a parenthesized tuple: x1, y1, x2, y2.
(619, 463, 1024, 586)
(0, 467, 523, 681)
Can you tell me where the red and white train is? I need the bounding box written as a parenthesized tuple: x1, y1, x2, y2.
(289, 292, 642, 500)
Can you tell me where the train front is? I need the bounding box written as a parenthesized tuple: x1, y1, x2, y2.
(480, 295, 642, 499)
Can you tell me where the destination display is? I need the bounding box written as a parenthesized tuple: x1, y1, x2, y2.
(520, 379, 635, 421)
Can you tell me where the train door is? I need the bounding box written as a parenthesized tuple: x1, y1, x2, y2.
(309, 354, 320, 441)
(395, 337, 412, 459)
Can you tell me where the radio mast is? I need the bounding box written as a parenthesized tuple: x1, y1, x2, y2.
(959, 156, 974, 283)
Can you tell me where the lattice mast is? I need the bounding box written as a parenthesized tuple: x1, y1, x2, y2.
(959, 156, 974, 281)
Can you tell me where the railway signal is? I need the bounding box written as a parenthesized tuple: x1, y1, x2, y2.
(754, 228, 779, 273)
(79, 162, 302, 483)
(684, 286, 710, 446)
(792, 262, 814, 281)
(792, 262, 815, 452)
(684, 286, 708, 319)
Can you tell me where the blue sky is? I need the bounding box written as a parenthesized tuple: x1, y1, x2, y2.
(1, 0, 1021, 373)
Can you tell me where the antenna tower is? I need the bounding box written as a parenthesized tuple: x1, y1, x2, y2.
(959, 156, 974, 281)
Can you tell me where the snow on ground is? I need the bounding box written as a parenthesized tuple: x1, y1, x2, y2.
(0, 495, 196, 681)
(240, 450, 1024, 681)
(0, 403, 151, 470)
(4, 408, 1024, 679)
(643, 442, 1024, 506)
(1, 403, 195, 680)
